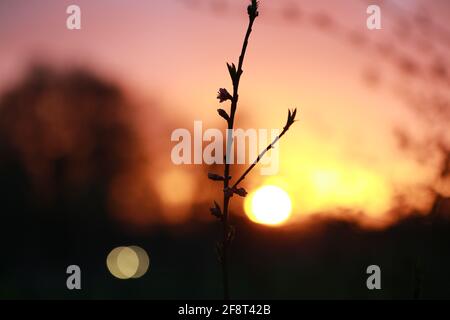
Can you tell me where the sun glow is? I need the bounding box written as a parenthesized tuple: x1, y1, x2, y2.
(245, 185, 293, 226)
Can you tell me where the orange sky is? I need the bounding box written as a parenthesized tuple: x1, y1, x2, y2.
(1, 0, 449, 227)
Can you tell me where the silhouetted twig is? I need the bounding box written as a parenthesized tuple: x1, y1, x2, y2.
(232, 109, 297, 190)
(208, 0, 298, 300)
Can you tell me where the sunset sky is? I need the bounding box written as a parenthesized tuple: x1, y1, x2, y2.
(1, 0, 449, 228)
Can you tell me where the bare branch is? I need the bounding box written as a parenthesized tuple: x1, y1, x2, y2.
(231, 108, 298, 190)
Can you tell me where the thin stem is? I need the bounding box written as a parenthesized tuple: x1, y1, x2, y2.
(232, 125, 290, 190)
(220, 15, 256, 301)
(230, 17, 255, 118)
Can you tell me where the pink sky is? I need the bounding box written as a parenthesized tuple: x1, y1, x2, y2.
(1, 0, 449, 227)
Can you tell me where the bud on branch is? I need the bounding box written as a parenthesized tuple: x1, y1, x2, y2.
(247, 0, 259, 19)
(208, 173, 225, 181)
(217, 88, 233, 103)
(210, 201, 222, 219)
(217, 109, 230, 122)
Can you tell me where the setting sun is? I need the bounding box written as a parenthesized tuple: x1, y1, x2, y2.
(245, 185, 293, 226)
